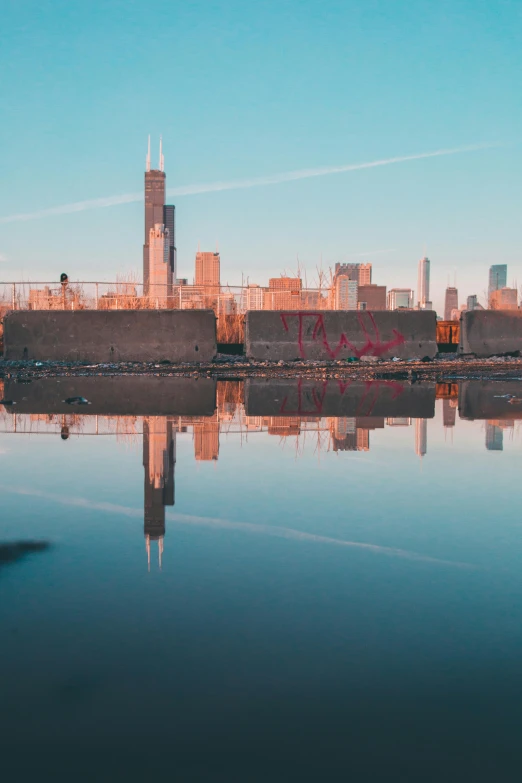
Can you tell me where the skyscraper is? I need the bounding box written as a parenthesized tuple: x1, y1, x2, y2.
(195, 251, 220, 295)
(444, 287, 459, 320)
(415, 418, 427, 457)
(387, 288, 414, 310)
(334, 276, 358, 309)
(143, 137, 176, 297)
(148, 223, 172, 306)
(488, 265, 507, 306)
(334, 263, 372, 286)
(417, 257, 431, 310)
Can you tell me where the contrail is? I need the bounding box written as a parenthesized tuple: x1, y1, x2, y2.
(0, 143, 495, 225)
(2, 485, 475, 568)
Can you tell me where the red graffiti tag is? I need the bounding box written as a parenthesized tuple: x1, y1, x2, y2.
(280, 311, 405, 359)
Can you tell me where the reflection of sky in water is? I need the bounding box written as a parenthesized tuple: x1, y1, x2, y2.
(1, 382, 522, 776)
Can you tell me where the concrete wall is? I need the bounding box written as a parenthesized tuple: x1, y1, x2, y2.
(245, 310, 437, 361)
(459, 310, 522, 357)
(459, 381, 522, 421)
(245, 378, 435, 418)
(3, 310, 217, 363)
(1, 376, 216, 416)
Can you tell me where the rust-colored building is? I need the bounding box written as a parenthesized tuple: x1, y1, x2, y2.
(357, 284, 387, 311)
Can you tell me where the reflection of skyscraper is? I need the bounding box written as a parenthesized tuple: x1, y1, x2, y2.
(143, 416, 175, 567)
(485, 421, 503, 451)
(417, 257, 431, 310)
(443, 399, 457, 428)
(415, 418, 427, 456)
(194, 414, 219, 461)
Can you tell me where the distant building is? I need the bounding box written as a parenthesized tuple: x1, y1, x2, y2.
(148, 223, 172, 306)
(490, 287, 518, 310)
(443, 399, 457, 428)
(386, 417, 411, 426)
(194, 414, 219, 461)
(488, 264, 507, 305)
(357, 284, 386, 311)
(195, 251, 220, 289)
(467, 294, 478, 311)
(246, 284, 264, 311)
(143, 416, 175, 569)
(334, 276, 358, 310)
(143, 138, 168, 296)
(444, 287, 459, 320)
(387, 288, 414, 310)
(163, 205, 177, 281)
(266, 277, 302, 310)
(334, 263, 372, 286)
(417, 257, 431, 310)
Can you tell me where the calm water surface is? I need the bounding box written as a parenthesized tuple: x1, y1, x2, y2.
(1, 377, 522, 780)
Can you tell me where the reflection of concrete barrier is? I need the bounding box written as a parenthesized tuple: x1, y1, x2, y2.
(245, 378, 435, 418)
(3, 310, 217, 363)
(459, 381, 522, 420)
(459, 311, 522, 357)
(245, 310, 437, 361)
(2, 376, 216, 416)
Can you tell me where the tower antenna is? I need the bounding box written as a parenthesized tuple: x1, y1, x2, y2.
(159, 136, 164, 172)
(146, 135, 151, 172)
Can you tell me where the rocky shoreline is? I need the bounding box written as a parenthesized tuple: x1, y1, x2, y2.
(1, 354, 522, 383)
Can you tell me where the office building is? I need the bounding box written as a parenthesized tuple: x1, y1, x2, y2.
(467, 294, 478, 311)
(443, 399, 457, 428)
(417, 257, 431, 310)
(246, 284, 264, 311)
(195, 251, 220, 289)
(334, 276, 358, 310)
(143, 137, 176, 297)
(490, 287, 518, 310)
(358, 284, 386, 310)
(444, 287, 459, 320)
(485, 422, 503, 451)
(387, 288, 414, 310)
(488, 264, 507, 305)
(334, 263, 372, 286)
(148, 223, 172, 306)
(194, 415, 220, 461)
(267, 277, 302, 310)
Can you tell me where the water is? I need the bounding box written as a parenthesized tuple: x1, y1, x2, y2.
(1, 377, 522, 780)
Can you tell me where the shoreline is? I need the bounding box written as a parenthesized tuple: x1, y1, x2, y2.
(1, 355, 522, 383)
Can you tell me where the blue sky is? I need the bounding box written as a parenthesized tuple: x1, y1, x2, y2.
(0, 0, 520, 312)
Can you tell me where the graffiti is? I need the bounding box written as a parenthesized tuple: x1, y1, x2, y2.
(280, 311, 405, 359)
(279, 378, 405, 416)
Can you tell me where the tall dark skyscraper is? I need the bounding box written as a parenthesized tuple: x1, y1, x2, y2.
(143, 416, 176, 568)
(488, 264, 507, 305)
(143, 137, 176, 294)
(444, 286, 459, 320)
(163, 204, 176, 279)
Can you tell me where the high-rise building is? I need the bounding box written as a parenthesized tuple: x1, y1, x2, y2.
(143, 137, 176, 297)
(195, 251, 220, 289)
(443, 399, 457, 428)
(334, 263, 372, 286)
(488, 264, 507, 305)
(163, 205, 176, 280)
(194, 414, 220, 460)
(387, 289, 414, 310)
(467, 294, 478, 311)
(267, 277, 302, 310)
(490, 287, 518, 310)
(357, 284, 386, 311)
(334, 276, 358, 310)
(417, 257, 431, 310)
(246, 284, 264, 311)
(444, 287, 459, 320)
(148, 223, 172, 306)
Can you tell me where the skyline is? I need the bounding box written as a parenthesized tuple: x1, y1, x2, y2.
(1, 0, 521, 313)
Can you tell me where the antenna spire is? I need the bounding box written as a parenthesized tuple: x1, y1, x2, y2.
(159, 135, 164, 172)
(146, 135, 151, 172)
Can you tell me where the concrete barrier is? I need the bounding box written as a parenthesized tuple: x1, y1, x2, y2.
(459, 310, 522, 357)
(1, 376, 216, 416)
(245, 378, 435, 418)
(3, 310, 217, 363)
(459, 381, 522, 421)
(245, 310, 437, 361)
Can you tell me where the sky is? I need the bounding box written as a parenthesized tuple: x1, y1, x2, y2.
(0, 0, 521, 312)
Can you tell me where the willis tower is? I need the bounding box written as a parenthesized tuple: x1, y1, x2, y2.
(143, 136, 176, 295)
